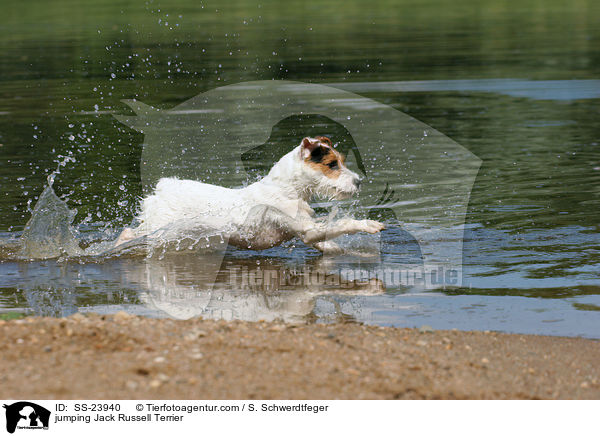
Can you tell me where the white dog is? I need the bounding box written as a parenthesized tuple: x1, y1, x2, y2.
(115, 136, 384, 253)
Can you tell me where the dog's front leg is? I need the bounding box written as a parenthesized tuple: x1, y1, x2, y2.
(265, 207, 383, 246)
(301, 217, 384, 245)
(312, 240, 344, 254)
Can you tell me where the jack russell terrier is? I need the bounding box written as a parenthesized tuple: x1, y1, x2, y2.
(115, 136, 385, 254)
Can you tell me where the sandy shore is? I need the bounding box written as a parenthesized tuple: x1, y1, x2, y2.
(0, 313, 598, 399)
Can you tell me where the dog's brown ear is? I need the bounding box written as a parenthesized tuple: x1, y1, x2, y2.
(301, 137, 319, 158)
(316, 136, 332, 146)
(302, 137, 318, 150)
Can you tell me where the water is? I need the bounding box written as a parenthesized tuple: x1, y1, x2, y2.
(0, 0, 599, 337)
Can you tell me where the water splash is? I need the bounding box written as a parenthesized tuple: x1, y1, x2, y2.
(18, 181, 82, 259)
(4, 180, 232, 262)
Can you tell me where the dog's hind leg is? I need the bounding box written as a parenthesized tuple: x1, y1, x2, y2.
(114, 227, 135, 246)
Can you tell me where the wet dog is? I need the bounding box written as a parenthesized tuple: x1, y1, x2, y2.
(115, 136, 384, 253)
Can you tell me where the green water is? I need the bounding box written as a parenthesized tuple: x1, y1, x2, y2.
(0, 0, 599, 336)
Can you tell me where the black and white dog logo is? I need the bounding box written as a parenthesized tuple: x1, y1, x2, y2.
(3, 402, 50, 434)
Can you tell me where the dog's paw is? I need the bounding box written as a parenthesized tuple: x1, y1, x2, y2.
(359, 219, 385, 234)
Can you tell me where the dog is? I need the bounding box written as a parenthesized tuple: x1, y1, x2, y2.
(115, 136, 385, 254)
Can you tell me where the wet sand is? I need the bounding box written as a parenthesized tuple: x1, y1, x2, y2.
(0, 313, 598, 399)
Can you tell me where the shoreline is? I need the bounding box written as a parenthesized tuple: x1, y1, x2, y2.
(0, 313, 598, 399)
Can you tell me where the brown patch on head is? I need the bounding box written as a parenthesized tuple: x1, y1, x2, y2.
(315, 136, 332, 146)
(303, 137, 345, 178)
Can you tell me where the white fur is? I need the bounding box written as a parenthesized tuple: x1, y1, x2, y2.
(116, 137, 384, 253)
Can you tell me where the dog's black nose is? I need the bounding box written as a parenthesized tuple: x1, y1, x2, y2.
(354, 177, 362, 189)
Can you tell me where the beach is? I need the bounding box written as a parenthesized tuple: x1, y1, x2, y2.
(0, 313, 598, 400)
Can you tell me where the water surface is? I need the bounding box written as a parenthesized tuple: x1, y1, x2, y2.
(1, 0, 599, 337)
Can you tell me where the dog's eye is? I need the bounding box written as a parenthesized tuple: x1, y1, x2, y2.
(327, 160, 339, 169)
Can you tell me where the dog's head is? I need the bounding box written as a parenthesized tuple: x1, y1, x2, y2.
(298, 136, 361, 200)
